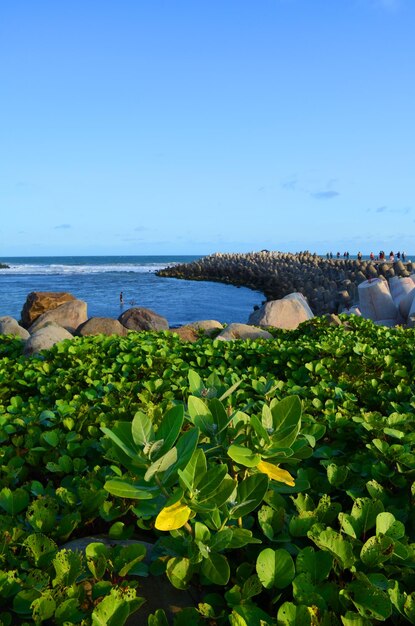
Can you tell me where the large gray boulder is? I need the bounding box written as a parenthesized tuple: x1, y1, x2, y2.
(76, 317, 128, 337)
(216, 323, 273, 341)
(24, 323, 73, 355)
(21, 291, 76, 327)
(248, 292, 314, 330)
(358, 278, 398, 322)
(118, 307, 168, 331)
(389, 276, 415, 309)
(399, 290, 415, 320)
(0, 316, 30, 339)
(28, 300, 88, 334)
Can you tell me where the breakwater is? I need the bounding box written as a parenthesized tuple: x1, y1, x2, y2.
(156, 251, 415, 316)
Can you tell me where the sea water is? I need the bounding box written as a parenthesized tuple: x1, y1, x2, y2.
(0, 256, 263, 327)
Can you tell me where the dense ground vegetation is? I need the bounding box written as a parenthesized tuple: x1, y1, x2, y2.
(1, 315, 415, 625)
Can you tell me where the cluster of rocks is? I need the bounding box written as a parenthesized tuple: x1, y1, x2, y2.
(353, 275, 415, 327)
(0, 289, 316, 355)
(156, 251, 415, 316)
(2, 272, 414, 355)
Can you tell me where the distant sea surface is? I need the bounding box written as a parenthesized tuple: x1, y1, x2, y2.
(0, 256, 263, 327)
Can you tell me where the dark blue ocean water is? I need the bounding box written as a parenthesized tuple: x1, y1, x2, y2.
(0, 256, 263, 327)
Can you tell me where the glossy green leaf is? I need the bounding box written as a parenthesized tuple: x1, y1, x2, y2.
(342, 580, 392, 621)
(178, 448, 207, 492)
(187, 396, 214, 434)
(0, 487, 29, 515)
(269, 395, 302, 448)
(360, 535, 395, 566)
(24, 534, 57, 569)
(155, 405, 184, 456)
(277, 602, 312, 625)
(52, 549, 83, 587)
(296, 546, 333, 584)
(166, 557, 194, 590)
(31, 591, 56, 623)
(91, 589, 130, 626)
(308, 526, 355, 569)
(227, 444, 261, 467)
(230, 473, 268, 518)
(132, 410, 154, 446)
(201, 552, 230, 585)
(144, 447, 178, 481)
(104, 478, 157, 499)
(376, 512, 405, 539)
(256, 548, 295, 589)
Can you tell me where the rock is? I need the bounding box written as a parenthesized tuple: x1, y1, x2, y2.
(337, 290, 351, 306)
(168, 326, 200, 342)
(407, 294, 415, 328)
(374, 319, 397, 328)
(21, 292, 76, 327)
(157, 252, 389, 317)
(127, 576, 199, 625)
(366, 264, 378, 279)
(76, 317, 128, 337)
(393, 260, 406, 276)
(0, 316, 30, 339)
(358, 278, 398, 322)
(24, 323, 73, 355)
(216, 323, 273, 341)
(62, 536, 199, 625)
(388, 276, 415, 311)
(399, 290, 415, 320)
(248, 292, 314, 330)
(340, 305, 361, 316)
(119, 307, 169, 332)
(324, 314, 342, 326)
(188, 320, 224, 335)
(29, 300, 88, 334)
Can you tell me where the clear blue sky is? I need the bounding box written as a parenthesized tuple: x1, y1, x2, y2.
(1, 0, 414, 256)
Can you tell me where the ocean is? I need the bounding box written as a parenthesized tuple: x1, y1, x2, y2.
(0, 256, 263, 327)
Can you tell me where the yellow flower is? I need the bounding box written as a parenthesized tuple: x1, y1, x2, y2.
(257, 460, 295, 486)
(155, 500, 191, 531)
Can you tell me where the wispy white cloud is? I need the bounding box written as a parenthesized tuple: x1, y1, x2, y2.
(311, 191, 340, 200)
(368, 206, 411, 215)
(282, 174, 339, 199)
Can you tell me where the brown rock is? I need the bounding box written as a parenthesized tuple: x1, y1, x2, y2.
(119, 307, 169, 331)
(168, 326, 200, 342)
(21, 292, 76, 328)
(76, 317, 128, 337)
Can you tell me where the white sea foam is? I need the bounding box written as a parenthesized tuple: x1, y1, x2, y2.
(0, 262, 175, 275)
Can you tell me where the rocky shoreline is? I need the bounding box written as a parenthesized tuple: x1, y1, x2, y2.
(156, 250, 414, 316)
